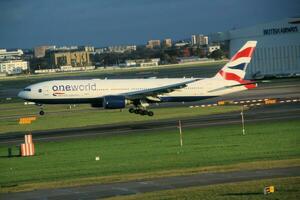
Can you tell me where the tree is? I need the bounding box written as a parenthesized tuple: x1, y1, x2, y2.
(209, 49, 225, 60)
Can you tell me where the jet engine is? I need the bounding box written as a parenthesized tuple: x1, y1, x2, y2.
(103, 95, 127, 109)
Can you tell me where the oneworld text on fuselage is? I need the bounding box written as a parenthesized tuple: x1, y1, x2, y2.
(52, 83, 97, 92)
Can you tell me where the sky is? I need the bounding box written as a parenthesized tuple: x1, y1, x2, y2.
(0, 0, 299, 49)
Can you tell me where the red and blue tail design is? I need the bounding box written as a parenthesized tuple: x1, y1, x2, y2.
(216, 41, 257, 89)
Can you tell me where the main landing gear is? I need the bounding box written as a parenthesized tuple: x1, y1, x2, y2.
(129, 108, 154, 116)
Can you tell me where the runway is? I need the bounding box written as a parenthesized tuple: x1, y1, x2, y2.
(0, 73, 299, 145)
(1, 103, 299, 145)
(1, 166, 299, 199)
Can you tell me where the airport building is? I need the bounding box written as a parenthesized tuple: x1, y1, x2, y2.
(210, 17, 300, 79)
(0, 60, 28, 75)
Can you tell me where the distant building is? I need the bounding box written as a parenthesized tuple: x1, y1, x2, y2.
(162, 38, 172, 48)
(50, 51, 91, 67)
(191, 34, 208, 46)
(22, 49, 34, 60)
(79, 46, 95, 52)
(206, 45, 220, 53)
(94, 47, 107, 54)
(146, 40, 161, 49)
(108, 45, 136, 53)
(191, 35, 197, 46)
(174, 42, 189, 47)
(124, 58, 160, 67)
(124, 60, 137, 67)
(203, 36, 209, 45)
(0, 60, 28, 75)
(34, 45, 55, 58)
(0, 49, 23, 60)
(34, 66, 95, 74)
(55, 46, 78, 51)
(176, 56, 208, 63)
(34, 45, 88, 58)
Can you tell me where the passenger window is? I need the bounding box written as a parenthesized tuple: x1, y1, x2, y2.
(38, 89, 42, 93)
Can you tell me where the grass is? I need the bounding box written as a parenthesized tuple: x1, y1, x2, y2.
(0, 103, 241, 134)
(107, 177, 300, 200)
(0, 119, 299, 193)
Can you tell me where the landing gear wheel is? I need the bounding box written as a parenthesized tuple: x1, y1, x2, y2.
(129, 108, 135, 113)
(140, 110, 148, 116)
(147, 111, 154, 116)
(134, 109, 140, 114)
(39, 110, 45, 115)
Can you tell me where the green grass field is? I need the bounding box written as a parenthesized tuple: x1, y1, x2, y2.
(0, 119, 299, 193)
(0, 102, 241, 134)
(107, 177, 300, 200)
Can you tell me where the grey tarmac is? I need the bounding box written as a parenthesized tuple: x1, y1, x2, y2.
(1, 167, 299, 200)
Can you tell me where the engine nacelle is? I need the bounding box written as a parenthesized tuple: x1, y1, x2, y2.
(103, 95, 126, 109)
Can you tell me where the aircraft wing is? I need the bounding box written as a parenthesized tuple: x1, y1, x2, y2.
(122, 79, 200, 101)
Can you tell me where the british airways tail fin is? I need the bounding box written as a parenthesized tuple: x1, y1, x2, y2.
(215, 41, 257, 89)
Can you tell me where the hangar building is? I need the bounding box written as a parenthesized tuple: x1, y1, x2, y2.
(210, 17, 300, 79)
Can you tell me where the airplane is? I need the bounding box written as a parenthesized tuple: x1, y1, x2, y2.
(18, 41, 257, 116)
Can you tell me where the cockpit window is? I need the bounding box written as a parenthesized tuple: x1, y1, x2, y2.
(38, 89, 42, 93)
(24, 88, 31, 92)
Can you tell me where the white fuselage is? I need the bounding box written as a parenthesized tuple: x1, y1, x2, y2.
(18, 41, 257, 114)
(18, 77, 247, 104)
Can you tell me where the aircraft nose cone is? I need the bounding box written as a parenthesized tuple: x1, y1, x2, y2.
(18, 91, 26, 99)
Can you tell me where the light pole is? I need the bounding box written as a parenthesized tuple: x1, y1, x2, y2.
(241, 106, 245, 135)
(178, 120, 183, 147)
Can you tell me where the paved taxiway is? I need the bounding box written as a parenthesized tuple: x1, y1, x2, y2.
(1, 166, 299, 199)
(1, 103, 299, 145)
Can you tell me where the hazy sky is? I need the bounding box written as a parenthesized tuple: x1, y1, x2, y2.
(0, 0, 299, 49)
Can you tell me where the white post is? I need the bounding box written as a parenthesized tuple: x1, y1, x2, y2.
(241, 106, 245, 135)
(179, 120, 183, 147)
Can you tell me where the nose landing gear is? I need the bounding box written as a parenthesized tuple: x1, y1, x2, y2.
(36, 104, 45, 115)
(39, 110, 45, 115)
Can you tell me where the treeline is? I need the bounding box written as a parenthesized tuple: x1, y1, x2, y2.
(91, 46, 227, 67)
